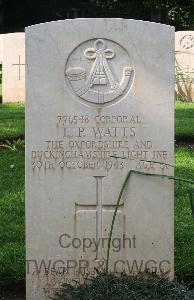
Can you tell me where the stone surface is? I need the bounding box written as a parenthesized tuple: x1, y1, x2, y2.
(26, 19, 174, 300)
(2, 32, 25, 103)
(0, 34, 3, 64)
(175, 31, 194, 101)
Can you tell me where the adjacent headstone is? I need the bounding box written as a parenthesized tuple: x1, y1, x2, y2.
(175, 31, 194, 101)
(0, 34, 3, 64)
(26, 19, 174, 300)
(2, 32, 25, 102)
(0, 35, 3, 100)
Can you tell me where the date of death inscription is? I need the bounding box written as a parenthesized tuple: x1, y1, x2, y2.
(31, 114, 171, 173)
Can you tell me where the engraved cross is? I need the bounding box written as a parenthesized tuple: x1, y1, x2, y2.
(75, 176, 123, 260)
(12, 55, 25, 80)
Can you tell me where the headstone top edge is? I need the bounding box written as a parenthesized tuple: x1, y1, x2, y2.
(25, 18, 174, 32)
(3, 32, 24, 36)
(175, 30, 194, 34)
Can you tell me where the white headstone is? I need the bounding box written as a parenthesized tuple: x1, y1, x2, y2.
(26, 19, 174, 299)
(0, 34, 3, 64)
(175, 31, 194, 101)
(2, 32, 25, 103)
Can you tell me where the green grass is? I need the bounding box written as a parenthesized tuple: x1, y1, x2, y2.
(0, 149, 25, 286)
(0, 103, 25, 140)
(53, 273, 194, 300)
(175, 146, 194, 282)
(0, 82, 2, 99)
(175, 101, 194, 140)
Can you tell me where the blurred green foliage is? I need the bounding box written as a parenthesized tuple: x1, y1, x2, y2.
(0, 0, 193, 33)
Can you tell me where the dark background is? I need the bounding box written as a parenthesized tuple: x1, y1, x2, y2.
(0, 0, 193, 33)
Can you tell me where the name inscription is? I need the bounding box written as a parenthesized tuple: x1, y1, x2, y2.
(31, 114, 170, 173)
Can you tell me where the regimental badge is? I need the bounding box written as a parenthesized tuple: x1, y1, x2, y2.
(65, 38, 134, 106)
(180, 34, 194, 50)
